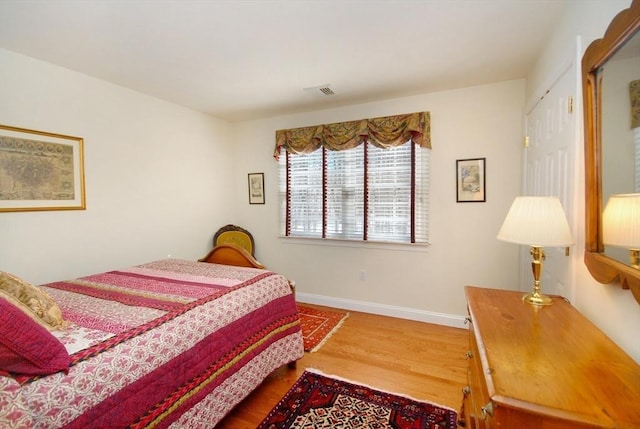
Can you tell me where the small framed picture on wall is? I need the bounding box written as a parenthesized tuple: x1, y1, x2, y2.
(456, 158, 486, 202)
(248, 172, 265, 204)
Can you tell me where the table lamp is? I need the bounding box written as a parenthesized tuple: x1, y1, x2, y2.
(603, 193, 640, 269)
(497, 196, 574, 305)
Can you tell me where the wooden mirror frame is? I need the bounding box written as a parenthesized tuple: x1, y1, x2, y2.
(582, 0, 640, 304)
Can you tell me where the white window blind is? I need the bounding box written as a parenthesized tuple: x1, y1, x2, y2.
(279, 141, 430, 243)
(284, 149, 323, 237)
(326, 146, 365, 239)
(367, 143, 412, 241)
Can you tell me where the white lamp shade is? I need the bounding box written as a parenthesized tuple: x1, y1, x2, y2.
(603, 193, 640, 249)
(497, 196, 574, 247)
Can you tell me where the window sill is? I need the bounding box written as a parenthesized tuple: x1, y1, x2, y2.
(278, 236, 431, 252)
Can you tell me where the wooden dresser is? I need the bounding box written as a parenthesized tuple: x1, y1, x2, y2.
(460, 286, 640, 429)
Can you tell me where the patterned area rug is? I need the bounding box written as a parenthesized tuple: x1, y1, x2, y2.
(297, 304, 348, 352)
(258, 369, 458, 428)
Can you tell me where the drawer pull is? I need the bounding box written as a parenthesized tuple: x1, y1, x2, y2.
(481, 401, 494, 419)
(464, 350, 473, 360)
(462, 386, 471, 395)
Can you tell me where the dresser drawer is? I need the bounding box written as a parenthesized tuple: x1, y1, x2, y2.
(463, 319, 493, 429)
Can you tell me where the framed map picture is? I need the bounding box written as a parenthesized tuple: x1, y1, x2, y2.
(456, 158, 486, 202)
(0, 124, 86, 212)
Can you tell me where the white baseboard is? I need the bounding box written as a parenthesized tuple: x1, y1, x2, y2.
(296, 292, 467, 329)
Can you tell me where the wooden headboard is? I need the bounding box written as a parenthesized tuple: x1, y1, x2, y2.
(198, 244, 265, 269)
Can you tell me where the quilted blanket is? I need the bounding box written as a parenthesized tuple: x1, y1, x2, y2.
(0, 259, 303, 428)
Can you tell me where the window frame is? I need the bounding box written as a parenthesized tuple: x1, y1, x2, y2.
(279, 140, 430, 245)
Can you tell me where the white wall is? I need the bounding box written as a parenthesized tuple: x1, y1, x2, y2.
(231, 80, 525, 326)
(527, 0, 640, 362)
(0, 49, 234, 284)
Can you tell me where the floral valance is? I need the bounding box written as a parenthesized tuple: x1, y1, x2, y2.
(631, 80, 640, 129)
(274, 111, 430, 159)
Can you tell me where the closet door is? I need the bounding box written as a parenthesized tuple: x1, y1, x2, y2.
(523, 54, 578, 302)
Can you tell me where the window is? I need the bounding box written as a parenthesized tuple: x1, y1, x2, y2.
(279, 140, 430, 243)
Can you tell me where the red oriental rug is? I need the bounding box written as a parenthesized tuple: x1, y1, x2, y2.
(297, 304, 348, 352)
(258, 369, 458, 429)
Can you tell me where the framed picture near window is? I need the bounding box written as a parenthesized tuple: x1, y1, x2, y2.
(456, 158, 486, 202)
(248, 172, 265, 204)
(0, 124, 86, 212)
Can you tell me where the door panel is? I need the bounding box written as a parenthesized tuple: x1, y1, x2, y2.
(523, 59, 577, 302)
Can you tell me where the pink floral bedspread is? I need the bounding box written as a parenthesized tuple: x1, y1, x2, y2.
(0, 259, 303, 428)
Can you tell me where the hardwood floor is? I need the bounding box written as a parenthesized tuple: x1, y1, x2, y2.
(217, 303, 469, 428)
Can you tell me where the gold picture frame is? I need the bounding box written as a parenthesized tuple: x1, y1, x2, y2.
(0, 124, 86, 212)
(456, 157, 486, 202)
(248, 172, 265, 204)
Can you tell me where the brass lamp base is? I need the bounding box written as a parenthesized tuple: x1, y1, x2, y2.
(524, 246, 554, 306)
(523, 290, 553, 306)
(630, 249, 639, 270)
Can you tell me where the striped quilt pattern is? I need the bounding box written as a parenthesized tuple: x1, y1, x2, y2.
(0, 259, 303, 428)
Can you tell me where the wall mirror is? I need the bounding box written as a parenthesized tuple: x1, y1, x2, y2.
(582, 0, 640, 304)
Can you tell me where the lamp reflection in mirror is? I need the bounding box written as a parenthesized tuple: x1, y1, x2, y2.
(603, 193, 640, 269)
(497, 196, 574, 305)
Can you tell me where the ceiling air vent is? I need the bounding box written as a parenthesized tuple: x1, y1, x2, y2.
(303, 84, 335, 96)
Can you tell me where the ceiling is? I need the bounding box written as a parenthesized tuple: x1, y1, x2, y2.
(0, 0, 569, 122)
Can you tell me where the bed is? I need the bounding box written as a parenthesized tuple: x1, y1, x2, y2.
(0, 254, 303, 428)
